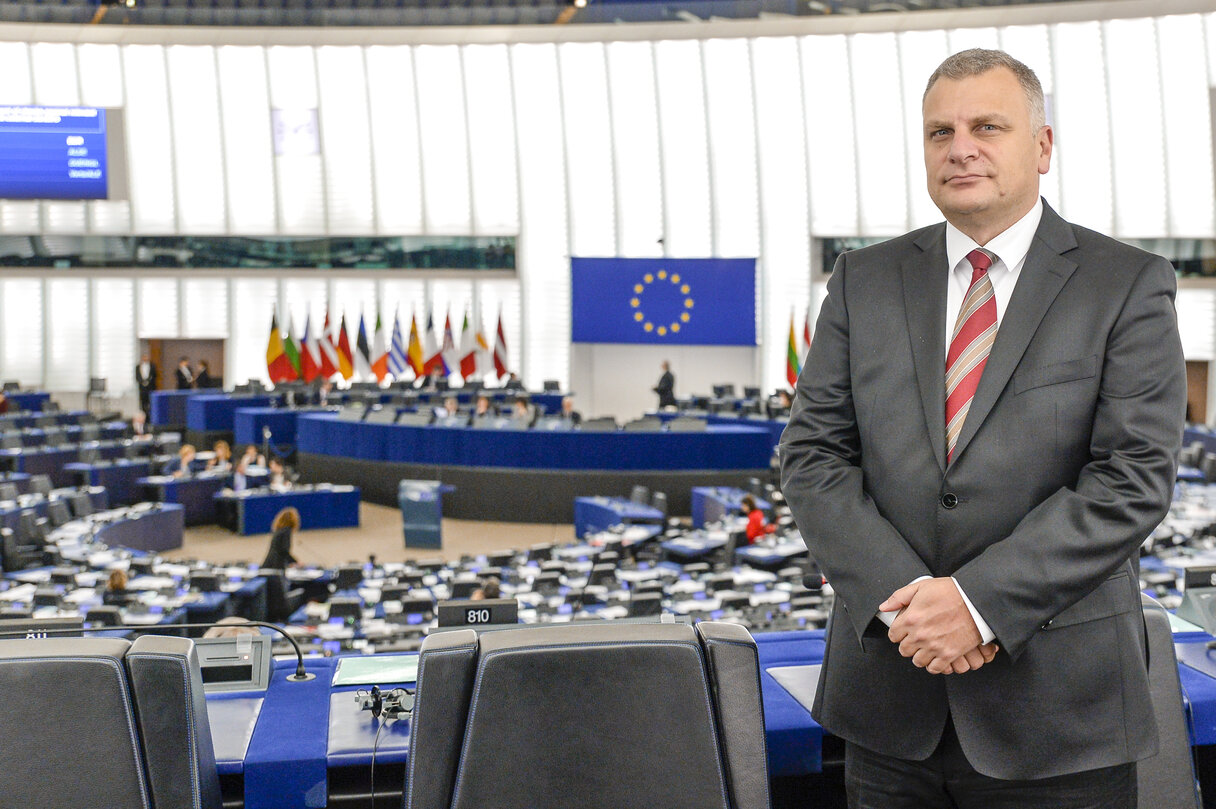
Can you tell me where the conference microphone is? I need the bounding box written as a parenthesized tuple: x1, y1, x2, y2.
(0, 620, 316, 682)
(802, 558, 824, 592)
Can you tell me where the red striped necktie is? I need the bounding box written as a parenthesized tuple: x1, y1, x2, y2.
(945, 249, 997, 464)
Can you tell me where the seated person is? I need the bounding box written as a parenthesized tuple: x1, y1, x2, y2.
(559, 396, 582, 426)
(207, 440, 232, 472)
(414, 366, 446, 391)
(766, 389, 793, 419)
(102, 568, 131, 606)
(232, 445, 264, 492)
(511, 396, 536, 427)
(316, 379, 334, 407)
(268, 458, 294, 491)
(433, 396, 462, 423)
(129, 410, 153, 440)
(471, 576, 501, 600)
(469, 394, 494, 423)
(162, 444, 196, 478)
(741, 494, 776, 544)
(501, 372, 524, 391)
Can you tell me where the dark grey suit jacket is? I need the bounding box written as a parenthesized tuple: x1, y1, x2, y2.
(779, 201, 1185, 780)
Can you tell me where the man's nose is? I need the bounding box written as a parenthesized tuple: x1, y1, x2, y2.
(948, 131, 978, 162)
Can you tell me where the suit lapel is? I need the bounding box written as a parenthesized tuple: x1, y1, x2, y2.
(902, 227, 949, 474)
(951, 203, 1079, 463)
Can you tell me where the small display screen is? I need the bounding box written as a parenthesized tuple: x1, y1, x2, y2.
(200, 664, 255, 684)
(0, 106, 110, 200)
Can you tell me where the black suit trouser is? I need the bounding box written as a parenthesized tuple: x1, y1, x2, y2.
(844, 715, 1136, 809)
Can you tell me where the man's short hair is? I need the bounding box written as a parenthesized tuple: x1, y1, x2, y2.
(924, 48, 1046, 132)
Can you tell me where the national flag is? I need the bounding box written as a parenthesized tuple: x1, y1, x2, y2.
(282, 313, 302, 378)
(336, 313, 354, 380)
(803, 308, 813, 363)
(388, 309, 408, 379)
(458, 309, 478, 380)
(493, 307, 508, 380)
(300, 313, 321, 383)
(406, 311, 425, 376)
(423, 312, 447, 376)
(266, 313, 296, 383)
(474, 314, 492, 378)
(441, 311, 458, 375)
(786, 310, 801, 388)
(318, 307, 339, 379)
(354, 313, 373, 380)
(371, 312, 389, 382)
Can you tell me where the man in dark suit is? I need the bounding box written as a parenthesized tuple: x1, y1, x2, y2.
(652, 361, 676, 409)
(174, 357, 194, 390)
(135, 353, 157, 415)
(779, 49, 1185, 807)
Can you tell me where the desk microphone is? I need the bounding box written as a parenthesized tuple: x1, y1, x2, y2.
(0, 620, 315, 682)
(802, 559, 824, 592)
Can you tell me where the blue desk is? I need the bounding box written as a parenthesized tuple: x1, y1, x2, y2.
(151, 390, 200, 427)
(215, 486, 361, 535)
(188, 394, 276, 433)
(661, 530, 729, 562)
(138, 474, 230, 526)
(0, 488, 108, 531)
(234, 407, 324, 450)
(95, 503, 186, 552)
(63, 459, 153, 507)
(0, 441, 128, 488)
(691, 486, 771, 528)
(573, 496, 665, 538)
(6, 391, 50, 412)
(736, 537, 809, 570)
(298, 414, 774, 471)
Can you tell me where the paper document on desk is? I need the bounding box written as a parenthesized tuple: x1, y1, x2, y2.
(333, 654, 419, 686)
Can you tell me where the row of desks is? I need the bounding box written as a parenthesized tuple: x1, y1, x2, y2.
(202, 625, 1216, 809)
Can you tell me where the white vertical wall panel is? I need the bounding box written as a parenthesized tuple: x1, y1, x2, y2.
(123, 45, 177, 234)
(1176, 288, 1216, 360)
(231, 279, 278, 385)
(31, 43, 86, 235)
(46, 279, 89, 392)
(947, 27, 1000, 52)
(896, 30, 949, 230)
(1104, 19, 1167, 239)
(316, 47, 375, 235)
(559, 42, 616, 257)
(137, 278, 180, 338)
(654, 40, 712, 258)
(0, 44, 38, 235)
(93, 279, 135, 394)
(1050, 22, 1112, 233)
(803, 34, 860, 236)
(414, 45, 472, 236)
(2, 280, 43, 388)
(78, 44, 131, 235)
(167, 46, 227, 235)
(366, 46, 425, 236)
(1206, 13, 1216, 88)
(217, 47, 277, 235)
(511, 43, 568, 387)
(1158, 15, 1215, 238)
(606, 41, 663, 258)
(850, 33, 907, 235)
(752, 37, 811, 394)
(463, 45, 520, 237)
(268, 46, 326, 235)
(182, 279, 229, 338)
(283, 278, 327, 339)
(331, 278, 378, 348)
(703, 38, 759, 257)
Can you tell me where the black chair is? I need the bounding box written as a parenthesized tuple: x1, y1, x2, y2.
(0, 635, 222, 809)
(578, 417, 617, 432)
(328, 597, 363, 621)
(85, 605, 123, 626)
(630, 485, 650, 506)
(651, 491, 668, 518)
(334, 565, 364, 591)
(405, 622, 769, 809)
(0, 482, 17, 501)
(189, 571, 221, 593)
(1138, 596, 1203, 808)
(27, 475, 52, 497)
(46, 499, 71, 527)
(68, 491, 94, 519)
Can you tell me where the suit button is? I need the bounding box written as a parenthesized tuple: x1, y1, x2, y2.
(940, 493, 958, 509)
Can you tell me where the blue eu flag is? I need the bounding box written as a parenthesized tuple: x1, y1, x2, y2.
(571, 257, 756, 346)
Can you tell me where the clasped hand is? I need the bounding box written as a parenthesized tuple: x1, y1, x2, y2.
(880, 577, 998, 675)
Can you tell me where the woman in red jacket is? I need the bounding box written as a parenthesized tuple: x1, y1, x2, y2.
(741, 494, 775, 544)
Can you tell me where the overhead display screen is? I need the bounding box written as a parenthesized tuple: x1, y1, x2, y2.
(0, 105, 112, 200)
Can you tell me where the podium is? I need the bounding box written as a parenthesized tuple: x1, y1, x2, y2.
(399, 479, 450, 549)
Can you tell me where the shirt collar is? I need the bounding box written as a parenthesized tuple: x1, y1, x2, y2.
(945, 197, 1043, 273)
